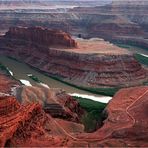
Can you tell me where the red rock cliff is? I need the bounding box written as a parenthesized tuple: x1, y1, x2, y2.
(0, 95, 84, 147)
(1, 27, 148, 92)
(75, 86, 148, 147)
(19, 86, 84, 122)
(5, 26, 77, 48)
(0, 86, 148, 147)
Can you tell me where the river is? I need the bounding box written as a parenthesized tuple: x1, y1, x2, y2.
(0, 56, 112, 103)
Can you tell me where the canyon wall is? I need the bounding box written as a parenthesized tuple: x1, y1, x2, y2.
(18, 85, 84, 122)
(70, 1, 148, 49)
(5, 26, 77, 48)
(0, 95, 84, 147)
(0, 27, 147, 92)
(75, 86, 148, 147)
(0, 86, 148, 147)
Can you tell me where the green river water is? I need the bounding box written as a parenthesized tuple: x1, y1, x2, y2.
(0, 56, 112, 103)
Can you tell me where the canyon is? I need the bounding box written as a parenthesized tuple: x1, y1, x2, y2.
(0, 0, 147, 51)
(69, 0, 148, 49)
(0, 77, 148, 147)
(16, 85, 84, 122)
(0, 27, 147, 96)
(0, 1, 148, 147)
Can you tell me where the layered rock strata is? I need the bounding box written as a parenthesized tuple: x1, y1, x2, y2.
(0, 95, 84, 147)
(17, 85, 84, 122)
(75, 86, 148, 147)
(0, 0, 147, 49)
(0, 27, 147, 90)
(5, 26, 77, 48)
(0, 86, 148, 147)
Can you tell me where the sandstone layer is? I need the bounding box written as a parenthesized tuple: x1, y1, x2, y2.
(0, 95, 84, 147)
(75, 86, 148, 147)
(16, 85, 84, 122)
(70, 0, 148, 49)
(0, 0, 147, 51)
(5, 26, 77, 48)
(0, 27, 147, 93)
(0, 86, 148, 147)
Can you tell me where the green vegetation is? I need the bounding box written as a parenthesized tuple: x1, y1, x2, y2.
(134, 53, 148, 66)
(4, 56, 110, 132)
(51, 76, 119, 96)
(73, 96, 107, 132)
(73, 96, 106, 112)
(26, 71, 112, 132)
(38, 72, 119, 96)
(0, 63, 11, 75)
(114, 42, 148, 51)
(7, 56, 119, 96)
(115, 44, 132, 49)
(28, 74, 42, 83)
(114, 43, 148, 66)
(0, 62, 22, 84)
(83, 87, 119, 97)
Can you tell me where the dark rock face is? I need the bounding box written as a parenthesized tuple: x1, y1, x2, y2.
(89, 23, 144, 39)
(5, 26, 78, 48)
(74, 86, 148, 147)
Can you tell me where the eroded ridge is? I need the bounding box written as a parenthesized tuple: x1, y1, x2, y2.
(0, 27, 147, 89)
(5, 26, 78, 48)
(0, 86, 148, 147)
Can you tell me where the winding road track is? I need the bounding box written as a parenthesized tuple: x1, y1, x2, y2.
(50, 89, 148, 142)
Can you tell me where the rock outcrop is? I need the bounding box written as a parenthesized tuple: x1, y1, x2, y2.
(0, 95, 84, 147)
(75, 86, 148, 147)
(0, 86, 148, 147)
(0, 27, 147, 93)
(69, 0, 148, 48)
(0, 74, 19, 94)
(17, 85, 84, 122)
(0, 0, 147, 48)
(70, 86, 148, 147)
(5, 26, 77, 48)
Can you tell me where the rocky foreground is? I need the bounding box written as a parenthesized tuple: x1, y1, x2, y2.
(0, 74, 148, 147)
(0, 74, 20, 94)
(0, 27, 147, 94)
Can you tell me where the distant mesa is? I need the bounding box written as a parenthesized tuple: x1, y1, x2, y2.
(5, 26, 78, 48)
